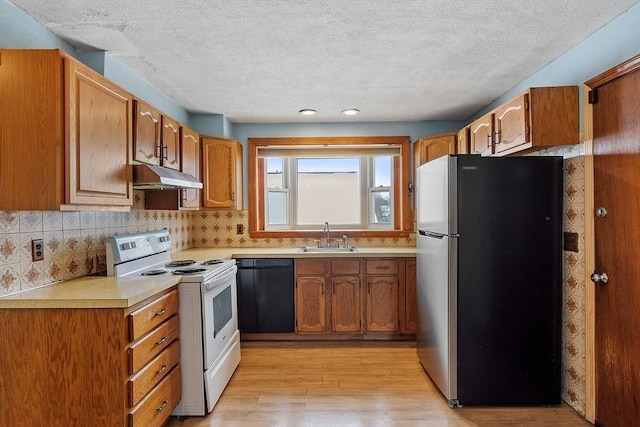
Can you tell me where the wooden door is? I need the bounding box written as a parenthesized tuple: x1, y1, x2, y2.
(494, 93, 529, 154)
(331, 277, 361, 332)
(161, 116, 181, 170)
(589, 59, 640, 426)
(295, 277, 326, 332)
(133, 100, 161, 166)
(365, 276, 399, 332)
(65, 59, 132, 206)
(180, 127, 200, 209)
(469, 112, 494, 156)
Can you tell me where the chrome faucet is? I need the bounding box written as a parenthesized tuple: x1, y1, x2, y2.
(323, 221, 330, 247)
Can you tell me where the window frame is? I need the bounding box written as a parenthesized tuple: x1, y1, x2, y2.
(248, 136, 412, 238)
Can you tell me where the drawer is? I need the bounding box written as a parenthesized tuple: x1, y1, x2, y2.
(129, 315, 180, 374)
(296, 259, 326, 275)
(128, 340, 180, 407)
(129, 366, 181, 427)
(331, 260, 360, 275)
(129, 290, 179, 341)
(366, 259, 399, 275)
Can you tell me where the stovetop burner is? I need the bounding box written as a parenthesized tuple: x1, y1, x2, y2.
(172, 267, 208, 275)
(166, 260, 196, 268)
(141, 269, 168, 276)
(201, 259, 224, 266)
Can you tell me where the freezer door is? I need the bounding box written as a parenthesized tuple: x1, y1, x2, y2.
(416, 232, 457, 402)
(416, 155, 457, 235)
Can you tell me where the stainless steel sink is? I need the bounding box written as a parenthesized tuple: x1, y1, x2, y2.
(298, 247, 359, 253)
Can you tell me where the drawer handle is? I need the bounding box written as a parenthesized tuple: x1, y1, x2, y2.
(154, 308, 167, 317)
(155, 336, 168, 346)
(376, 266, 389, 270)
(155, 364, 168, 376)
(156, 399, 169, 413)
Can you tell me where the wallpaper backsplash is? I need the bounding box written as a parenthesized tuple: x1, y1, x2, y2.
(0, 158, 587, 416)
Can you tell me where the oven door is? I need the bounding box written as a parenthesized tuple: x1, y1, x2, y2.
(201, 264, 238, 369)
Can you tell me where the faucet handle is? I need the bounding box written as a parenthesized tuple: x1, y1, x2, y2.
(342, 234, 349, 248)
(314, 239, 321, 248)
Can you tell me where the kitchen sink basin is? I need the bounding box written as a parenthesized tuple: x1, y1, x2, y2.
(298, 247, 359, 253)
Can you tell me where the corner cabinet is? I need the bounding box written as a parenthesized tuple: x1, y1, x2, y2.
(413, 132, 457, 169)
(0, 287, 181, 427)
(0, 49, 132, 210)
(468, 86, 578, 157)
(201, 136, 243, 210)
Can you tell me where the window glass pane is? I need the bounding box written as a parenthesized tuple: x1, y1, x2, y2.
(267, 190, 287, 225)
(297, 158, 360, 225)
(266, 157, 283, 188)
(373, 156, 391, 187)
(372, 190, 391, 224)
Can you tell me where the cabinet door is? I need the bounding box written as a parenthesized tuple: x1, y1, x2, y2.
(296, 277, 326, 332)
(65, 59, 132, 206)
(161, 116, 181, 170)
(201, 137, 242, 209)
(331, 276, 361, 332)
(424, 134, 456, 164)
(469, 113, 494, 156)
(133, 100, 161, 166)
(402, 259, 417, 334)
(457, 127, 470, 154)
(365, 276, 399, 332)
(180, 127, 200, 209)
(494, 93, 529, 154)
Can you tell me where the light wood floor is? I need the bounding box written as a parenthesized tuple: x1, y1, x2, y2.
(166, 341, 590, 427)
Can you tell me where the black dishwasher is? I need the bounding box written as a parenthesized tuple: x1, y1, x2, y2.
(236, 258, 295, 333)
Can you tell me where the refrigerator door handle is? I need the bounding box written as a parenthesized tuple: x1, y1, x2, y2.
(418, 229, 459, 239)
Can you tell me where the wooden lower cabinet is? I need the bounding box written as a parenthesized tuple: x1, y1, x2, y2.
(402, 259, 417, 334)
(0, 287, 180, 426)
(294, 257, 414, 338)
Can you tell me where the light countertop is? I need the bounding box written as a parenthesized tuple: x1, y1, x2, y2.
(0, 246, 415, 309)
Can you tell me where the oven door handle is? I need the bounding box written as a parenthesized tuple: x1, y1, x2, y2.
(202, 265, 238, 292)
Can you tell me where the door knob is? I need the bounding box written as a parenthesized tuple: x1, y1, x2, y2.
(590, 271, 609, 284)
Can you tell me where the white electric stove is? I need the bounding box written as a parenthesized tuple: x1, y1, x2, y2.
(106, 230, 241, 416)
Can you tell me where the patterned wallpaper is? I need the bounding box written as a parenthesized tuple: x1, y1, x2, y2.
(0, 158, 587, 416)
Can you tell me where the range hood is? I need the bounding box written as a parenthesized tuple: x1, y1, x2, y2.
(132, 164, 203, 190)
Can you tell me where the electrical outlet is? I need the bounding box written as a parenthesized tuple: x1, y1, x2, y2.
(563, 232, 579, 253)
(31, 239, 44, 261)
(236, 224, 244, 234)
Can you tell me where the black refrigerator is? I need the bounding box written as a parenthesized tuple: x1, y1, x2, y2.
(415, 154, 562, 407)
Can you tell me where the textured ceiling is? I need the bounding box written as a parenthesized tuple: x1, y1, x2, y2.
(8, 0, 640, 123)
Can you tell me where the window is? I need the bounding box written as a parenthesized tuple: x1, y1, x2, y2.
(248, 136, 411, 237)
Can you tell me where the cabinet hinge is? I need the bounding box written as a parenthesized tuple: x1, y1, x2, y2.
(524, 101, 529, 110)
(408, 182, 413, 195)
(525, 126, 530, 135)
(588, 89, 598, 104)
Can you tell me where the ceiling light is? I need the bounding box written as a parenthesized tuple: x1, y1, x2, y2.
(299, 109, 317, 115)
(341, 108, 360, 116)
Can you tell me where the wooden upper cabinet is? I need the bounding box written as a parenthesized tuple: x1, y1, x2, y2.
(180, 126, 200, 209)
(414, 132, 457, 169)
(201, 136, 243, 210)
(161, 116, 181, 170)
(466, 86, 578, 157)
(457, 127, 470, 154)
(0, 49, 132, 210)
(66, 59, 132, 207)
(133, 100, 161, 166)
(470, 112, 494, 156)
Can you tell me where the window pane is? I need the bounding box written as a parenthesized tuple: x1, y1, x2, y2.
(297, 158, 360, 225)
(373, 156, 391, 187)
(371, 190, 391, 224)
(267, 157, 283, 188)
(267, 190, 287, 225)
